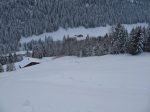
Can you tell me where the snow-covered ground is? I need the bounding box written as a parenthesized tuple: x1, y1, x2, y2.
(0, 53, 150, 112)
(3, 51, 32, 57)
(20, 23, 148, 44)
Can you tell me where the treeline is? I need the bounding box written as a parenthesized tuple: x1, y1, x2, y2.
(0, 0, 150, 54)
(1, 24, 150, 73)
(0, 53, 22, 73)
(22, 24, 150, 59)
(0, 53, 23, 65)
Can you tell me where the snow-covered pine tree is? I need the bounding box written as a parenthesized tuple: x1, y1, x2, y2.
(13, 53, 18, 62)
(0, 63, 4, 73)
(32, 45, 43, 59)
(128, 27, 144, 55)
(26, 50, 32, 57)
(144, 26, 150, 52)
(110, 23, 128, 54)
(6, 63, 16, 72)
(0, 56, 7, 65)
(8, 53, 14, 63)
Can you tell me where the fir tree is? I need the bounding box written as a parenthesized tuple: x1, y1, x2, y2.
(0, 63, 4, 73)
(144, 26, 150, 52)
(32, 45, 43, 59)
(26, 50, 32, 57)
(110, 23, 128, 54)
(8, 53, 14, 63)
(13, 53, 18, 62)
(6, 63, 16, 72)
(128, 27, 144, 55)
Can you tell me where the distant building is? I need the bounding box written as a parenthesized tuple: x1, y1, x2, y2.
(16, 58, 40, 68)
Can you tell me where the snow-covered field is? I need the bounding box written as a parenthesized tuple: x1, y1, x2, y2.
(20, 23, 148, 44)
(0, 53, 150, 112)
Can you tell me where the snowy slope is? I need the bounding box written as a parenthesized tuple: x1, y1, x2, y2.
(20, 23, 148, 44)
(0, 54, 150, 112)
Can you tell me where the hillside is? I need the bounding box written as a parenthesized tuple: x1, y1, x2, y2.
(0, 0, 150, 53)
(20, 23, 148, 44)
(0, 54, 150, 112)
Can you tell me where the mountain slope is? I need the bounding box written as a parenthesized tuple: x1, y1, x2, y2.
(20, 23, 148, 44)
(0, 0, 150, 53)
(0, 54, 150, 112)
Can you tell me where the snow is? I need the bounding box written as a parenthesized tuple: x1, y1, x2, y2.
(0, 53, 150, 112)
(3, 51, 32, 56)
(20, 23, 148, 44)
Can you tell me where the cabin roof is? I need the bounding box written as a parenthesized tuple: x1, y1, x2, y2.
(16, 58, 40, 68)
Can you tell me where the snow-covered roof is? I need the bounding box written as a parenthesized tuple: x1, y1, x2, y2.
(16, 58, 40, 68)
